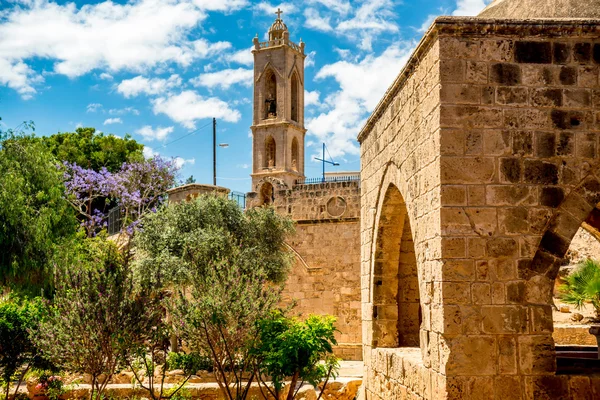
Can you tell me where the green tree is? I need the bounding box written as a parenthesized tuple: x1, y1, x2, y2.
(134, 196, 295, 400)
(185, 175, 196, 184)
(33, 235, 160, 400)
(0, 133, 77, 293)
(41, 127, 143, 172)
(0, 297, 53, 400)
(253, 312, 340, 400)
(559, 258, 600, 319)
(133, 195, 294, 288)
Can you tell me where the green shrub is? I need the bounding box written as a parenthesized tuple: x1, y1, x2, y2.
(254, 312, 340, 400)
(559, 258, 600, 318)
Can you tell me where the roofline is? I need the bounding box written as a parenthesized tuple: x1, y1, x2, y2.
(357, 16, 600, 143)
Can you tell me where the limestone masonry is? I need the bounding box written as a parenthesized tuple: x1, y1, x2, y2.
(359, 13, 600, 400)
(246, 12, 363, 361)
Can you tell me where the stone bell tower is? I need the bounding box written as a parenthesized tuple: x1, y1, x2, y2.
(250, 9, 306, 202)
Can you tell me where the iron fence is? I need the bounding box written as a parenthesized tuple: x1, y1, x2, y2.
(229, 191, 247, 209)
(295, 175, 360, 185)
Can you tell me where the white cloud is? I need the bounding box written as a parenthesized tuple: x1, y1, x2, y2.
(99, 72, 113, 80)
(236, 163, 250, 169)
(86, 103, 103, 113)
(0, 0, 242, 97)
(255, 2, 297, 15)
(305, 50, 316, 68)
(117, 74, 182, 98)
(307, 0, 351, 14)
(304, 8, 333, 32)
(191, 68, 253, 89)
(305, 90, 320, 107)
(335, 0, 398, 51)
(104, 118, 123, 125)
(143, 145, 159, 159)
(226, 46, 254, 65)
(418, 14, 437, 33)
(452, 0, 491, 16)
(109, 107, 140, 116)
(152, 90, 241, 129)
(307, 42, 413, 158)
(135, 125, 174, 141)
(174, 157, 196, 169)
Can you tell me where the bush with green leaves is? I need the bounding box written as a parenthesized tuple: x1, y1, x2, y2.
(0, 132, 77, 293)
(559, 258, 600, 319)
(133, 195, 295, 288)
(0, 297, 53, 400)
(253, 312, 340, 400)
(32, 235, 160, 400)
(134, 195, 295, 400)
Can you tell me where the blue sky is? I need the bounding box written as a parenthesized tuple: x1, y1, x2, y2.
(0, 0, 491, 193)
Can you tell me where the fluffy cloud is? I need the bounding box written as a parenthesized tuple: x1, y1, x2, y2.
(174, 157, 196, 169)
(305, 90, 320, 107)
(307, 43, 413, 158)
(336, 0, 399, 51)
(104, 118, 123, 125)
(452, 0, 491, 16)
(86, 103, 103, 113)
(191, 68, 253, 89)
(255, 2, 297, 15)
(0, 0, 241, 98)
(152, 90, 241, 129)
(136, 125, 174, 141)
(143, 145, 159, 159)
(226, 47, 254, 65)
(304, 8, 333, 32)
(117, 74, 182, 98)
(99, 72, 113, 80)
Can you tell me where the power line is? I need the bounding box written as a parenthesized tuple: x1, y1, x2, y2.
(161, 120, 213, 148)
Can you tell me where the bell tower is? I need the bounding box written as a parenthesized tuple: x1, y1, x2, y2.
(250, 9, 306, 202)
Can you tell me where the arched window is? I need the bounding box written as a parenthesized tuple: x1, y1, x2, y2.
(373, 184, 421, 348)
(265, 136, 276, 169)
(291, 72, 299, 122)
(264, 71, 277, 119)
(291, 137, 299, 171)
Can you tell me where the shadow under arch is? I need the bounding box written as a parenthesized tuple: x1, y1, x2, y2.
(368, 161, 422, 349)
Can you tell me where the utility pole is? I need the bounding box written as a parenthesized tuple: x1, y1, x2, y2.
(213, 118, 216, 186)
(315, 142, 339, 182)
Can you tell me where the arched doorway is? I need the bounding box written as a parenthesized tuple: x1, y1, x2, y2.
(291, 72, 299, 122)
(259, 182, 274, 205)
(264, 136, 276, 169)
(291, 137, 299, 171)
(372, 183, 421, 348)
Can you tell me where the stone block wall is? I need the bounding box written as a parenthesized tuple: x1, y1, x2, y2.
(359, 17, 600, 400)
(252, 181, 363, 360)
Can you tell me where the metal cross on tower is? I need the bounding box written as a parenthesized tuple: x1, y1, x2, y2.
(275, 8, 283, 19)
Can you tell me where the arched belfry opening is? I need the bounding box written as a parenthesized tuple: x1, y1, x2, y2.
(264, 71, 277, 119)
(373, 184, 421, 348)
(291, 72, 299, 122)
(264, 136, 276, 169)
(291, 137, 299, 171)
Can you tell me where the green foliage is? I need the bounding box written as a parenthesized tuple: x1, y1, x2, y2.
(166, 352, 212, 374)
(254, 312, 339, 400)
(133, 195, 295, 288)
(32, 236, 158, 400)
(41, 127, 144, 172)
(0, 297, 53, 400)
(184, 175, 196, 184)
(559, 258, 600, 317)
(0, 133, 77, 293)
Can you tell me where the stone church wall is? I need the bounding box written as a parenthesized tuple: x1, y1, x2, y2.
(359, 16, 600, 400)
(251, 181, 363, 360)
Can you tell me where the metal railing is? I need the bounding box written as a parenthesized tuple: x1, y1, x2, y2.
(295, 176, 360, 185)
(107, 206, 122, 235)
(229, 191, 247, 209)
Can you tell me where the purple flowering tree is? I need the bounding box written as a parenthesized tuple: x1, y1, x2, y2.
(62, 157, 178, 237)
